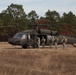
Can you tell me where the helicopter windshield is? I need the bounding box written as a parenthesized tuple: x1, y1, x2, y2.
(13, 33, 25, 39)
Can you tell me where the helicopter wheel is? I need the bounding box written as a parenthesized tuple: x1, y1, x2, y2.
(22, 44, 28, 48)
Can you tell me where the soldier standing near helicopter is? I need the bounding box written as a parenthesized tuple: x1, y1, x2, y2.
(37, 37, 40, 48)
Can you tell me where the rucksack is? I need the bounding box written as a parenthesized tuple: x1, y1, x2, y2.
(63, 38, 67, 43)
(54, 38, 58, 42)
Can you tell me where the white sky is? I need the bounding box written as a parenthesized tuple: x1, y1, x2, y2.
(0, 0, 76, 16)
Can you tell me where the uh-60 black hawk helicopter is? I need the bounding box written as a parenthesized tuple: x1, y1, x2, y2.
(8, 24, 76, 48)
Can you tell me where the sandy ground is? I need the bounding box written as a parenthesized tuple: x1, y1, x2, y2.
(0, 42, 76, 50)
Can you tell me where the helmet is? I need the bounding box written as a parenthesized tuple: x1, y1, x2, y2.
(63, 36, 65, 38)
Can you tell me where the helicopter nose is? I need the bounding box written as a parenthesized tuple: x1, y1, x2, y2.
(8, 38, 16, 45)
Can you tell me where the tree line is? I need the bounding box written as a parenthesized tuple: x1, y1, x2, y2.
(0, 3, 76, 41)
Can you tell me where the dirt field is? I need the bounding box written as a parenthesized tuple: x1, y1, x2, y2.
(0, 42, 76, 75)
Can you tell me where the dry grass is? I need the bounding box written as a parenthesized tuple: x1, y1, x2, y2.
(0, 42, 76, 75)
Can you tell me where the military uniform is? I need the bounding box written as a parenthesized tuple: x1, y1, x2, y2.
(37, 37, 40, 48)
(61, 36, 67, 49)
(54, 36, 59, 49)
(49, 36, 54, 48)
(41, 37, 46, 48)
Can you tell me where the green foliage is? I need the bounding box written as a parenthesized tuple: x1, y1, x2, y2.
(0, 4, 76, 41)
(28, 10, 39, 25)
(0, 3, 28, 41)
(59, 11, 76, 37)
(45, 10, 60, 24)
(60, 11, 76, 24)
(0, 18, 3, 26)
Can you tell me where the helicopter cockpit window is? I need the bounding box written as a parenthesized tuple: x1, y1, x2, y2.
(13, 33, 26, 39)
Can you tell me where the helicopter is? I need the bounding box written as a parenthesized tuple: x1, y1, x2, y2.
(8, 24, 76, 48)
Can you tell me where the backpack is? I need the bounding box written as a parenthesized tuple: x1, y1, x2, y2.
(64, 38, 67, 43)
(54, 38, 58, 42)
(63, 38, 67, 43)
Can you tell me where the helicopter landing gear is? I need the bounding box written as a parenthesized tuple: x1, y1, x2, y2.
(22, 44, 28, 48)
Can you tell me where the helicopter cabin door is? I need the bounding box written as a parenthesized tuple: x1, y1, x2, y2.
(38, 34, 47, 45)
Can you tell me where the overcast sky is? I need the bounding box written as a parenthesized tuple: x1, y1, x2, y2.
(0, 0, 76, 16)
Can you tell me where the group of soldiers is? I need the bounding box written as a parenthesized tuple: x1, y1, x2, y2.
(36, 36, 67, 49)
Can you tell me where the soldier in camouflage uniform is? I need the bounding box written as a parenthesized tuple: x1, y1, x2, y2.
(37, 37, 40, 48)
(61, 36, 67, 49)
(49, 36, 55, 48)
(54, 36, 59, 49)
(41, 37, 46, 48)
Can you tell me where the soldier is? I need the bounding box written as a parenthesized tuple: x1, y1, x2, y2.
(49, 36, 54, 48)
(54, 36, 59, 49)
(41, 37, 46, 48)
(37, 37, 40, 48)
(61, 36, 67, 49)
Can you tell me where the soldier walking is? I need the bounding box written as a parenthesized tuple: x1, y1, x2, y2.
(54, 36, 59, 49)
(49, 36, 55, 48)
(41, 37, 46, 48)
(61, 36, 67, 49)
